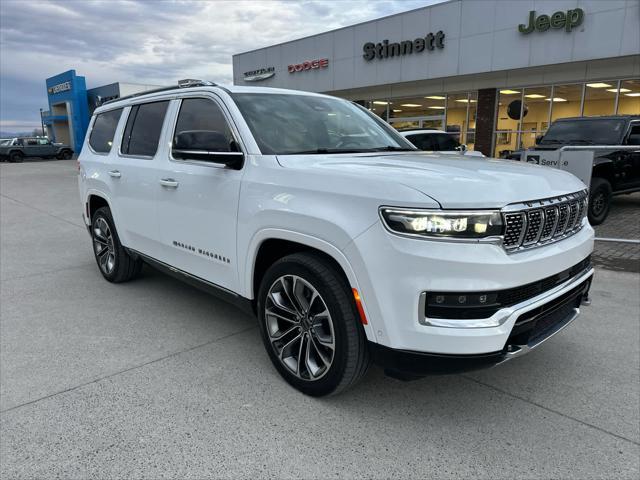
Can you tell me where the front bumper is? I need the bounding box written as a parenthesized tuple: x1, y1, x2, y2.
(344, 220, 594, 354)
(371, 270, 592, 378)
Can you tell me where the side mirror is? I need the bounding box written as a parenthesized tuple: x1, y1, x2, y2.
(173, 130, 244, 169)
(535, 135, 544, 145)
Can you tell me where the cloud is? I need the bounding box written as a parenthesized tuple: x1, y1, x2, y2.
(0, 0, 439, 132)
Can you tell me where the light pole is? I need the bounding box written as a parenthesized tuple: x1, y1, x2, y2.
(39, 108, 46, 137)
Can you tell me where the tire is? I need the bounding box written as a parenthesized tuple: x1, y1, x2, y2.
(9, 151, 23, 163)
(588, 177, 612, 225)
(257, 252, 370, 396)
(91, 207, 143, 283)
(62, 150, 73, 160)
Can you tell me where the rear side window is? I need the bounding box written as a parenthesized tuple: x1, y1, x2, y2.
(121, 101, 169, 157)
(89, 109, 122, 153)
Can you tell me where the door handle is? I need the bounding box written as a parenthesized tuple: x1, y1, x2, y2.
(159, 178, 179, 188)
(108, 170, 121, 178)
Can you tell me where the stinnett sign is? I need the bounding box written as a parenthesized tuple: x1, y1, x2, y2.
(363, 31, 445, 61)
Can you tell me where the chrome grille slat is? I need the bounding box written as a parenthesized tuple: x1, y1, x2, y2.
(501, 190, 588, 253)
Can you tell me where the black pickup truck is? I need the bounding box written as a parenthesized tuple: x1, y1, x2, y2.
(0, 137, 74, 163)
(531, 115, 640, 225)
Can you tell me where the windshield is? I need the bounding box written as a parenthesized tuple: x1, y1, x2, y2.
(539, 118, 626, 145)
(232, 93, 415, 155)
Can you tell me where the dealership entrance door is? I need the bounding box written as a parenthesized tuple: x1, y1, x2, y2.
(388, 115, 444, 131)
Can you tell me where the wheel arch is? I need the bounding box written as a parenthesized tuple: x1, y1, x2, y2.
(245, 230, 377, 342)
(245, 230, 359, 301)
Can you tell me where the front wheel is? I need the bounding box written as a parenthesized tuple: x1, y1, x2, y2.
(91, 207, 142, 283)
(9, 152, 23, 163)
(257, 253, 370, 396)
(588, 178, 612, 225)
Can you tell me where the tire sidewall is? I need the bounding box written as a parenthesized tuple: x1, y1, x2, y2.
(588, 178, 612, 225)
(91, 208, 122, 282)
(257, 258, 355, 396)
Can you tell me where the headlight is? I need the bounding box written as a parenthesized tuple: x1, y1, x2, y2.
(380, 207, 503, 239)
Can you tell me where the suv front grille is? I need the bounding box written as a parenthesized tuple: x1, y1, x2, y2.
(502, 190, 588, 252)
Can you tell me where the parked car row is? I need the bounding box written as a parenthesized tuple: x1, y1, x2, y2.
(0, 137, 74, 162)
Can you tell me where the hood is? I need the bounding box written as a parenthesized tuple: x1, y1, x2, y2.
(276, 152, 586, 209)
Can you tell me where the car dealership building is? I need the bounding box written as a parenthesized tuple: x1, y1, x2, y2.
(41, 70, 160, 152)
(232, 0, 640, 157)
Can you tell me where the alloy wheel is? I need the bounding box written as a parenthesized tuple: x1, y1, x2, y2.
(264, 275, 335, 381)
(93, 217, 116, 274)
(592, 192, 606, 216)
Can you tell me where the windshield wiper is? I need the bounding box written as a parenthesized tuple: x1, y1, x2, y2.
(285, 148, 389, 155)
(373, 145, 416, 151)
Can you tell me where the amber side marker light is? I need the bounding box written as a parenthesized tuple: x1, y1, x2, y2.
(352, 288, 368, 325)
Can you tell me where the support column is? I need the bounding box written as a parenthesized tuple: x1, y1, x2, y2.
(475, 88, 497, 157)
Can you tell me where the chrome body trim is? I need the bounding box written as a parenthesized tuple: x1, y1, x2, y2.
(418, 267, 594, 329)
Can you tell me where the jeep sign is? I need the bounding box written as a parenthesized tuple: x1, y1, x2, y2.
(518, 8, 584, 34)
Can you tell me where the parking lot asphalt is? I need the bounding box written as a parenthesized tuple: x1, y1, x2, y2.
(1, 160, 639, 479)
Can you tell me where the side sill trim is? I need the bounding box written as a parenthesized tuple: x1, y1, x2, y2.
(127, 249, 255, 316)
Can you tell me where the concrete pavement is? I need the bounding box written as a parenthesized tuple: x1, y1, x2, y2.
(1, 160, 638, 479)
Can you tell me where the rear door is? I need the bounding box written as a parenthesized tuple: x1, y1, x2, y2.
(155, 95, 244, 292)
(107, 100, 171, 257)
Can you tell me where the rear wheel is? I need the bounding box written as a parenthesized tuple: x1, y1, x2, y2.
(91, 207, 142, 282)
(257, 253, 370, 396)
(588, 177, 612, 225)
(9, 151, 23, 163)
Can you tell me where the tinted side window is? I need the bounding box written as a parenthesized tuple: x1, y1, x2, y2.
(407, 134, 435, 151)
(89, 108, 123, 153)
(172, 98, 237, 155)
(433, 133, 459, 151)
(627, 124, 640, 146)
(121, 101, 169, 157)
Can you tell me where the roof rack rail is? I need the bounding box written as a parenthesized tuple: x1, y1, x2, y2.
(101, 79, 218, 106)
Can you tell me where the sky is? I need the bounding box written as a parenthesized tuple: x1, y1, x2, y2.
(0, 0, 442, 134)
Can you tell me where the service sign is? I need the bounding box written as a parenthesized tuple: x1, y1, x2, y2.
(47, 81, 72, 95)
(244, 67, 275, 82)
(521, 149, 594, 185)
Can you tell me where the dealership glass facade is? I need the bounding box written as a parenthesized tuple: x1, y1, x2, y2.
(493, 78, 640, 157)
(359, 91, 478, 150)
(358, 78, 639, 157)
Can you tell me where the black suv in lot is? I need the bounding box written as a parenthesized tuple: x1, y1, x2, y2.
(533, 116, 640, 225)
(0, 137, 74, 163)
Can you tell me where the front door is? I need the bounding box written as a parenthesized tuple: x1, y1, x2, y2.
(155, 96, 244, 292)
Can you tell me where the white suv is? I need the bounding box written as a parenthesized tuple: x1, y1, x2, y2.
(78, 80, 594, 396)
